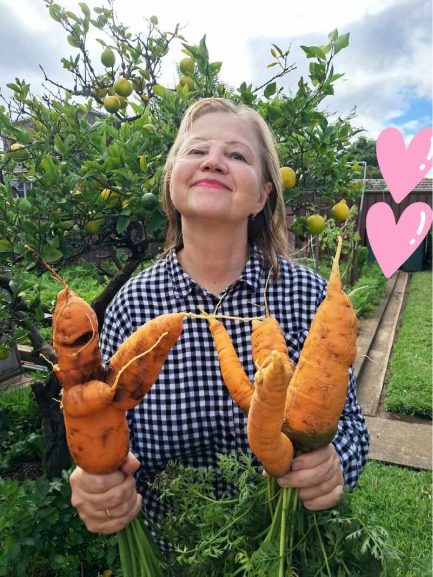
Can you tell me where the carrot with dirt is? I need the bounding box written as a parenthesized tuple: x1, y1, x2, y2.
(50, 274, 185, 577)
(107, 312, 186, 410)
(52, 285, 105, 389)
(247, 349, 294, 477)
(205, 314, 255, 413)
(251, 316, 294, 375)
(283, 235, 357, 451)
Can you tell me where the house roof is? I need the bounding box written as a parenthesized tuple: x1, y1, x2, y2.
(361, 178, 432, 192)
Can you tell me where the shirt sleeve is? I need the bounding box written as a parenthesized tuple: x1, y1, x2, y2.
(332, 367, 370, 490)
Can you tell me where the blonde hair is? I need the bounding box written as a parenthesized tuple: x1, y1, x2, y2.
(160, 98, 289, 277)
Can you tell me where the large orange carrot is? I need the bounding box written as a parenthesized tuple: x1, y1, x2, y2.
(206, 316, 254, 413)
(247, 350, 294, 477)
(52, 282, 185, 473)
(107, 312, 186, 410)
(62, 391, 130, 474)
(52, 286, 105, 389)
(283, 236, 357, 450)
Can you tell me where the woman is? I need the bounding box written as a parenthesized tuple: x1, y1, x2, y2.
(70, 98, 369, 537)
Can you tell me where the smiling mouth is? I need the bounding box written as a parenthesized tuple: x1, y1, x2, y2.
(192, 179, 230, 190)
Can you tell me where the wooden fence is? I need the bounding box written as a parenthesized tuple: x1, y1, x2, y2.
(357, 179, 432, 246)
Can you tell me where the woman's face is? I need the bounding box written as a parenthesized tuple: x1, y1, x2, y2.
(169, 112, 272, 225)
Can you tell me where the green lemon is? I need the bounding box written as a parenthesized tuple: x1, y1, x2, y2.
(179, 75, 194, 91)
(141, 192, 158, 210)
(84, 218, 104, 234)
(101, 48, 116, 68)
(143, 123, 157, 133)
(0, 239, 12, 252)
(179, 57, 195, 75)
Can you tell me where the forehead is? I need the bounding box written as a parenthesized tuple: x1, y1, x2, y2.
(186, 112, 260, 152)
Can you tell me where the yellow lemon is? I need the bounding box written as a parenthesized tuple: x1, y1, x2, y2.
(113, 77, 133, 97)
(9, 142, 28, 161)
(103, 95, 120, 113)
(100, 188, 120, 208)
(139, 154, 147, 170)
(307, 214, 326, 235)
(331, 199, 350, 222)
(280, 166, 296, 189)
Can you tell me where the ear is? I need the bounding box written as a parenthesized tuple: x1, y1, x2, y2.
(256, 181, 273, 212)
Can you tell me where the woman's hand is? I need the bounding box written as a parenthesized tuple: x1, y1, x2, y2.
(70, 451, 142, 534)
(277, 444, 344, 510)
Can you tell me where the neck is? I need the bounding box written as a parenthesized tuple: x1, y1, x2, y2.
(178, 220, 250, 296)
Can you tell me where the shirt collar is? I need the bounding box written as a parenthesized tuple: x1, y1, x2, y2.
(166, 245, 264, 298)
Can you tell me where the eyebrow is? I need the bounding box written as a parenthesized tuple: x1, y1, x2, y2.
(188, 137, 255, 154)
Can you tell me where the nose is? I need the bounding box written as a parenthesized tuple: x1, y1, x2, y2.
(199, 148, 227, 173)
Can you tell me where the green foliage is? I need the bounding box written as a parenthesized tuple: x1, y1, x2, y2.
(0, 472, 118, 577)
(152, 452, 400, 576)
(351, 462, 432, 577)
(0, 386, 43, 475)
(384, 271, 432, 417)
(346, 136, 382, 179)
(349, 263, 387, 318)
(0, 3, 361, 351)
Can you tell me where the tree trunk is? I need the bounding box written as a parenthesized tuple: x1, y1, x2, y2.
(92, 253, 143, 330)
(31, 374, 72, 478)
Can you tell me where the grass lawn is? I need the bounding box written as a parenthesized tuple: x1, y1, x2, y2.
(384, 271, 432, 417)
(351, 460, 432, 577)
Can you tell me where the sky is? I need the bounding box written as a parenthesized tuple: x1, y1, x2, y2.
(1, 0, 432, 147)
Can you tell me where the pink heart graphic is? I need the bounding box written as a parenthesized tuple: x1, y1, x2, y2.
(376, 127, 433, 203)
(366, 202, 433, 278)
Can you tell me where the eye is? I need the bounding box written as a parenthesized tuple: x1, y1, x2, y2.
(188, 148, 205, 156)
(230, 151, 247, 162)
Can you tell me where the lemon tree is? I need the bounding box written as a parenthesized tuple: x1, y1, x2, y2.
(0, 1, 358, 477)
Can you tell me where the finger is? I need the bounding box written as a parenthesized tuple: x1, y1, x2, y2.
(81, 474, 138, 510)
(121, 452, 141, 476)
(291, 445, 334, 471)
(303, 484, 344, 511)
(298, 473, 342, 501)
(70, 466, 126, 494)
(95, 491, 142, 522)
(278, 454, 335, 489)
(98, 494, 143, 534)
(81, 494, 142, 534)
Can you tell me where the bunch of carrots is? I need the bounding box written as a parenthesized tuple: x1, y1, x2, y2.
(206, 236, 357, 576)
(51, 270, 186, 577)
(50, 233, 354, 576)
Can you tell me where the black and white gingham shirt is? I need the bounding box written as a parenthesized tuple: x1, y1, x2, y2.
(100, 246, 369, 530)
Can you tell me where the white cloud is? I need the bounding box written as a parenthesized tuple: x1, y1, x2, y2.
(0, 0, 431, 140)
